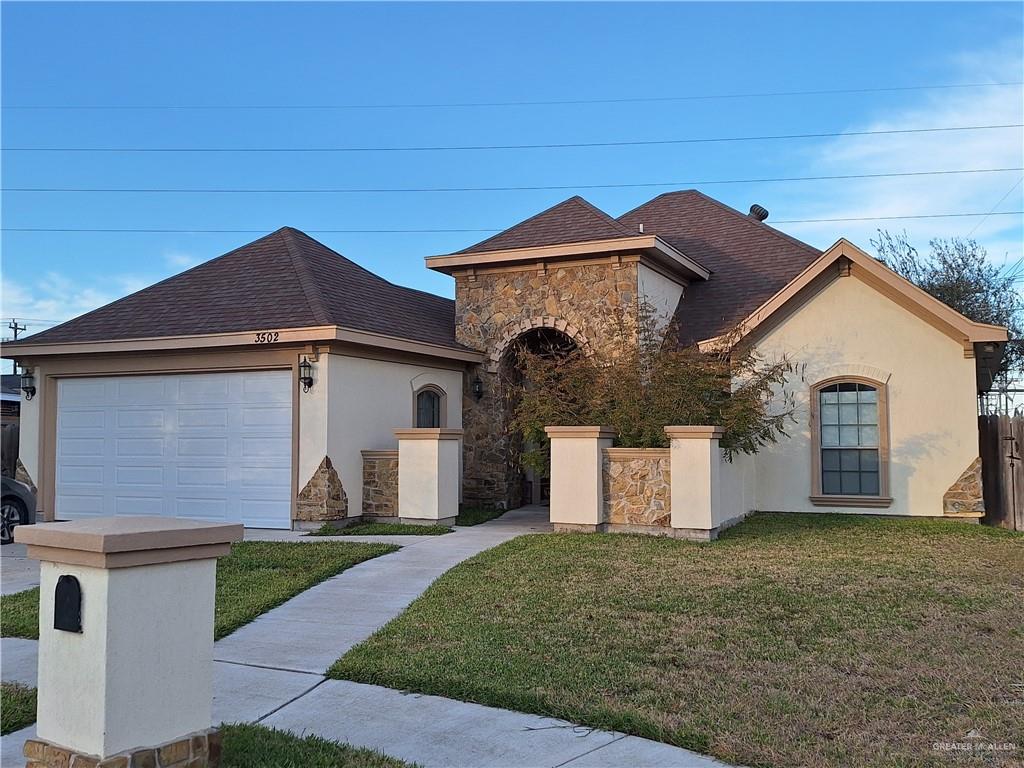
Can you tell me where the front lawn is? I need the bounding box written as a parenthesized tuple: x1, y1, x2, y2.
(455, 506, 505, 526)
(1, 540, 397, 641)
(309, 522, 452, 536)
(0, 683, 36, 735)
(330, 514, 1024, 768)
(221, 724, 415, 768)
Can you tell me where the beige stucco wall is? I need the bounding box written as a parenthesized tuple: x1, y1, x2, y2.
(297, 354, 329, 493)
(637, 263, 685, 327)
(752, 274, 979, 516)
(719, 451, 757, 526)
(18, 386, 40, 487)
(325, 354, 463, 516)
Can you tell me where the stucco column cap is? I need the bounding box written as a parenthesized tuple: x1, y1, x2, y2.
(545, 426, 617, 439)
(394, 428, 465, 440)
(664, 426, 725, 439)
(15, 516, 243, 569)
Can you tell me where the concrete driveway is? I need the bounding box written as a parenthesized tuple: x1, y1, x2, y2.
(1, 542, 39, 595)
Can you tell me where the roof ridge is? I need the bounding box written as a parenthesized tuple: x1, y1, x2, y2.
(458, 194, 626, 254)
(278, 227, 333, 326)
(16, 228, 290, 344)
(282, 227, 453, 306)
(629, 190, 820, 256)
(566, 196, 636, 237)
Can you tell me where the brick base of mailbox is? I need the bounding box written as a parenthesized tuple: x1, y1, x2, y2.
(25, 728, 221, 768)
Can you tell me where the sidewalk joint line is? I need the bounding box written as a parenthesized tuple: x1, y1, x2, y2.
(213, 658, 324, 676)
(254, 678, 329, 724)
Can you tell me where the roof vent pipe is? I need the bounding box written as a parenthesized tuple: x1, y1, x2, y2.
(749, 204, 769, 222)
(637, 223, 644, 234)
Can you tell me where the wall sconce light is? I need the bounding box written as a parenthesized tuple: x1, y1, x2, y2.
(472, 375, 484, 402)
(20, 370, 36, 401)
(299, 357, 314, 393)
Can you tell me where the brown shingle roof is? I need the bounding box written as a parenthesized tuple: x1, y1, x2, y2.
(459, 195, 635, 254)
(14, 227, 465, 350)
(618, 190, 821, 345)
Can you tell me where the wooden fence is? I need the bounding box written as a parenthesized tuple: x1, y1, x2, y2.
(978, 415, 1024, 531)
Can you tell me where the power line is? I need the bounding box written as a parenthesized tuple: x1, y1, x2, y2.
(4, 123, 1020, 153)
(4, 81, 1021, 110)
(5, 167, 1021, 194)
(3, 211, 1021, 235)
(968, 177, 1024, 236)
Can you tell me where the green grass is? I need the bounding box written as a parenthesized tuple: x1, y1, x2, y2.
(0, 683, 36, 735)
(455, 506, 506, 526)
(221, 724, 415, 768)
(309, 522, 452, 536)
(1, 540, 398, 641)
(0, 587, 39, 639)
(330, 513, 1024, 768)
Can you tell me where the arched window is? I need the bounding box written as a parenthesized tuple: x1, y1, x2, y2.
(811, 378, 890, 505)
(415, 387, 443, 428)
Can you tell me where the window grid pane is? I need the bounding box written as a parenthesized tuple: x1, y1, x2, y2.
(416, 391, 441, 428)
(819, 382, 881, 496)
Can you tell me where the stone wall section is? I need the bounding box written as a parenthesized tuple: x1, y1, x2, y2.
(602, 448, 671, 527)
(456, 260, 641, 507)
(943, 456, 985, 515)
(295, 456, 348, 522)
(362, 450, 399, 517)
(24, 728, 221, 768)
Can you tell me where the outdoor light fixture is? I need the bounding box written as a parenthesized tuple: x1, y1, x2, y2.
(472, 375, 484, 401)
(20, 370, 36, 401)
(298, 357, 314, 393)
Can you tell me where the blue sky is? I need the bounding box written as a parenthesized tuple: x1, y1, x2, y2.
(2, 1, 1022, 341)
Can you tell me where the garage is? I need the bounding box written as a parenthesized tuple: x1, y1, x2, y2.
(55, 370, 293, 528)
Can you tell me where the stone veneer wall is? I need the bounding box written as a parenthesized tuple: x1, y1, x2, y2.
(602, 448, 671, 527)
(456, 260, 642, 507)
(943, 456, 985, 515)
(25, 729, 220, 768)
(295, 456, 348, 522)
(362, 450, 399, 517)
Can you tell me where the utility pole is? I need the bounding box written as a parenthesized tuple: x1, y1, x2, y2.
(7, 320, 25, 374)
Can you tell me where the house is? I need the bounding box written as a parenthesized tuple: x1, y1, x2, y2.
(2, 191, 1006, 530)
(1, 374, 22, 478)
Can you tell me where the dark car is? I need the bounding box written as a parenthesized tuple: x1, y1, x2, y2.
(1, 476, 36, 544)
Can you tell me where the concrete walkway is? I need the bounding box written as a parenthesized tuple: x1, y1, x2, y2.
(2, 507, 728, 767)
(0, 543, 40, 595)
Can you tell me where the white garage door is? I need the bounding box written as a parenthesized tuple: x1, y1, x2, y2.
(56, 371, 293, 528)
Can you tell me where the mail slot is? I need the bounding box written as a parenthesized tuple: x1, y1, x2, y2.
(54, 574, 82, 633)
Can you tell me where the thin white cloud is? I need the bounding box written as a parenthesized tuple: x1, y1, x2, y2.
(775, 40, 1024, 265)
(164, 251, 200, 270)
(1, 271, 150, 332)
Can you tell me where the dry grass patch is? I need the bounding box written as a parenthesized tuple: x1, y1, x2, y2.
(330, 514, 1024, 768)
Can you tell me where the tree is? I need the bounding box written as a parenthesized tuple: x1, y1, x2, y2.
(871, 230, 1023, 376)
(508, 303, 795, 475)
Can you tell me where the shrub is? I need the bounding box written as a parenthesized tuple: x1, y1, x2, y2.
(510, 303, 794, 474)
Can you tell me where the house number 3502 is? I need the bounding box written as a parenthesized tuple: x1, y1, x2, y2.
(253, 331, 280, 343)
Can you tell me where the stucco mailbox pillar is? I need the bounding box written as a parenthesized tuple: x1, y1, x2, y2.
(15, 517, 242, 767)
(546, 426, 616, 531)
(666, 426, 724, 537)
(395, 428, 463, 525)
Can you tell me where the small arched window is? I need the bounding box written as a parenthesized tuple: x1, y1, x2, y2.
(812, 378, 890, 505)
(415, 387, 443, 428)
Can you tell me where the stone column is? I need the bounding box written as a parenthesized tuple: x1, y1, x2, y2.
(15, 517, 242, 767)
(395, 428, 464, 525)
(546, 426, 616, 531)
(665, 426, 724, 540)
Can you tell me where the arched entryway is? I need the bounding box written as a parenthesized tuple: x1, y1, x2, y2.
(499, 327, 579, 507)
